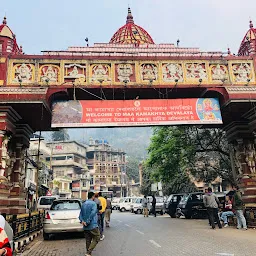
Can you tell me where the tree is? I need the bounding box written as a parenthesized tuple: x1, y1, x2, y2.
(140, 163, 153, 196)
(51, 129, 70, 141)
(126, 156, 140, 183)
(146, 126, 233, 194)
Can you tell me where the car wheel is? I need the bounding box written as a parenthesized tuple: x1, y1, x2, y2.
(112, 206, 116, 210)
(160, 211, 164, 215)
(185, 214, 192, 219)
(137, 209, 142, 214)
(121, 207, 126, 212)
(170, 214, 176, 218)
(43, 231, 50, 240)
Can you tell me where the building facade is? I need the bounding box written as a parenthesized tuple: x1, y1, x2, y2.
(87, 139, 127, 197)
(46, 141, 90, 199)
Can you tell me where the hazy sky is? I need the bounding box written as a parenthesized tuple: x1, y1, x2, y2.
(2, 0, 256, 54)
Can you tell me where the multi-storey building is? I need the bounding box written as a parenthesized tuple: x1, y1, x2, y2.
(46, 141, 90, 199)
(86, 138, 127, 197)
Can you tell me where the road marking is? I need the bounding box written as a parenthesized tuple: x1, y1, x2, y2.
(149, 240, 161, 248)
(136, 230, 144, 235)
(216, 253, 234, 256)
(125, 224, 131, 227)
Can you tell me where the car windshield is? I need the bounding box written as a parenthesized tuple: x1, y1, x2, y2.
(156, 198, 164, 203)
(179, 194, 190, 204)
(50, 200, 81, 210)
(135, 198, 142, 203)
(131, 198, 137, 203)
(39, 197, 56, 205)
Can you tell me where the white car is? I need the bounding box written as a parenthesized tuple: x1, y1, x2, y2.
(112, 198, 122, 210)
(38, 196, 59, 210)
(132, 197, 143, 214)
(119, 197, 137, 212)
(43, 199, 83, 240)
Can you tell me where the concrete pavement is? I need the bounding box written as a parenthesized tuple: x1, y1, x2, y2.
(18, 211, 256, 256)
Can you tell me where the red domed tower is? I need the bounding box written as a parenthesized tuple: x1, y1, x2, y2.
(238, 20, 256, 56)
(0, 16, 21, 54)
(109, 7, 154, 45)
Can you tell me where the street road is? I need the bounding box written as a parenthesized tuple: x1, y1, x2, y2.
(20, 212, 256, 256)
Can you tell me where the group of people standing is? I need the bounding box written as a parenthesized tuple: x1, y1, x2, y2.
(142, 195, 157, 217)
(79, 192, 112, 256)
(203, 186, 247, 230)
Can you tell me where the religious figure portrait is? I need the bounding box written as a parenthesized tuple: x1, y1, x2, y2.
(64, 64, 86, 83)
(232, 63, 252, 83)
(117, 64, 133, 82)
(140, 64, 158, 81)
(186, 63, 207, 80)
(40, 65, 59, 83)
(91, 64, 111, 82)
(162, 63, 183, 82)
(211, 64, 228, 81)
(13, 63, 33, 83)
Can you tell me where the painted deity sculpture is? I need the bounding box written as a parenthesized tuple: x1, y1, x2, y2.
(13, 64, 32, 83)
(140, 64, 158, 81)
(117, 64, 133, 82)
(41, 65, 58, 82)
(162, 63, 183, 82)
(186, 63, 207, 79)
(211, 64, 227, 81)
(233, 144, 244, 176)
(91, 64, 111, 82)
(65, 64, 86, 81)
(0, 136, 9, 177)
(245, 142, 256, 173)
(233, 63, 251, 83)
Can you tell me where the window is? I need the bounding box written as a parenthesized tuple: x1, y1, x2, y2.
(67, 155, 73, 160)
(50, 200, 81, 210)
(39, 197, 57, 206)
(53, 156, 66, 161)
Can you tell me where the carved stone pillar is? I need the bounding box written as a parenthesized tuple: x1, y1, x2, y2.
(9, 125, 33, 214)
(225, 121, 256, 227)
(0, 131, 10, 214)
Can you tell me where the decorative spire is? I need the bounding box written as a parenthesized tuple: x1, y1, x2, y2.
(2, 16, 7, 25)
(126, 7, 134, 24)
(227, 48, 231, 55)
(250, 20, 254, 29)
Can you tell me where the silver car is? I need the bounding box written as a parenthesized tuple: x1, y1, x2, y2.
(43, 199, 83, 240)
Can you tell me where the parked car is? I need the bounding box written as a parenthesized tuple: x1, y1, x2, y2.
(165, 194, 184, 218)
(43, 199, 83, 240)
(38, 196, 59, 210)
(131, 197, 143, 213)
(112, 198, 122, 210)
(176, 192, 225, 219)
(148, 196, 164, 215)
(119, 197, 137, 212)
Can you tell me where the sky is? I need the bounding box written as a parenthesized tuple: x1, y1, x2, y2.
(1, 0, 256, 54)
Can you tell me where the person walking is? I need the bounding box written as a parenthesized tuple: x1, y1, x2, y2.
(96, 192, 107, 240)
(105, 196, 112, 227)
(232, 185, 247, 230)
(151, 195, 157, 217)
(79, 192, 100, 256)
(0, 215, 12, 256)
(203, 187, 222, 229)
(142, 195, 148, 217)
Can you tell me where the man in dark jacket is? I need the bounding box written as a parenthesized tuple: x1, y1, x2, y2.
(203, 187, 222, 229)
(151, 195, 157, 217)
(232, 186, 247, 230)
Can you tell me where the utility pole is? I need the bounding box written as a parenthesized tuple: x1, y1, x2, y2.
(36, 131, 42, 200)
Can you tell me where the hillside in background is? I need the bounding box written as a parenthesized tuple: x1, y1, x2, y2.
(43, 127, 152, 158)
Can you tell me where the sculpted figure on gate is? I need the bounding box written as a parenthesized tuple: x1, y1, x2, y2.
(117, 64, 133, 83)
(162, 63, 183, 82)
(245, 142, 256, 173)
(140, 64, 158, 81)
(13, 63, 33, 83)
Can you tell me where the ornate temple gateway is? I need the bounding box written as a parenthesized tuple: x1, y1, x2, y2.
(1, 8, 256, 224)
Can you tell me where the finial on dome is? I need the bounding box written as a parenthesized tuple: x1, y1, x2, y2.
(250, 20, 254, 28)
(2, 16, 7, 25)
(227, 48, 231, 55)
(126, 7, 134, 24)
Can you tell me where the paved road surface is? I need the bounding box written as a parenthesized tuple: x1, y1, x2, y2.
(19, 211, 256, 256)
